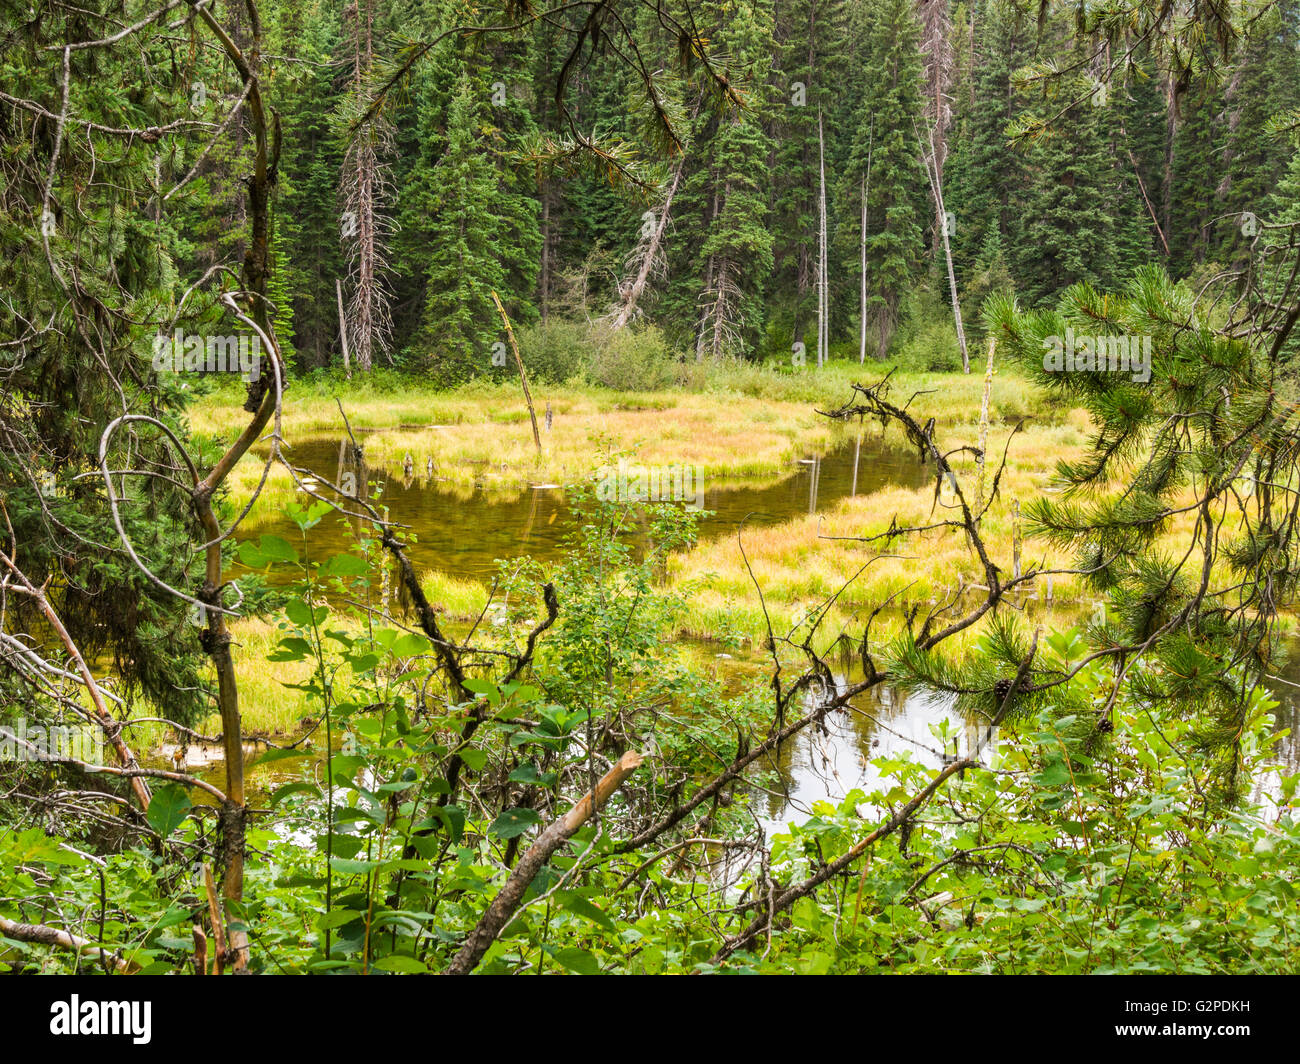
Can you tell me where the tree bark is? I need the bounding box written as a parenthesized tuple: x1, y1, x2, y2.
(444, 751, 643, 974)
(0, 916, 138, 974)
(336, 277, 352, 378)
(817, 108, 828, 368)
(612, 162, 684, 330)
(491, 291, 541, 455)
(859, 117, 874, 364)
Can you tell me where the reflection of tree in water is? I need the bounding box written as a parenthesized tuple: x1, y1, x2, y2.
(758, 669, 975, 826)
(244, 435, 929, 585)
(760, 646, 1300, 828)
(1251, 645, 1300, 808)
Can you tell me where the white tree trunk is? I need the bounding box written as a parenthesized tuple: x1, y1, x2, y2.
(859, 117, 874, 364)
(817, 109, 828, 368)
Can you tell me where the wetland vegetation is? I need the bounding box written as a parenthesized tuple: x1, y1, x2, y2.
(4, 0, 1300, 984)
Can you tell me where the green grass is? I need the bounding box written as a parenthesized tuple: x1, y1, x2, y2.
(178, 363, 1082, 732)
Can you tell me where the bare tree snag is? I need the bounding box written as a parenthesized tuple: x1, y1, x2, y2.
(491, 290, 542, 456)
(817, 108, 828, 369)
(974, 335, 996, 521)
(859, 116, 874, 364)
(612, 161, 683, 330)
(336, 277, 353, 379)
(921, 125, 969, 372)
(340, 0, 395, 372)
(444, 751, 644, 974)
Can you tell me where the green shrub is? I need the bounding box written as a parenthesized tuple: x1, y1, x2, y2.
(588, 324, 680, 390)
(889, 287, 965, 372)
(514, 321, 590, 386)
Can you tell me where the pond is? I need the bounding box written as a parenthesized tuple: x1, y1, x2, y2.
(237, 432, 930, 583)
(173, 628, 1300, 830)
(749, 641, 1300, 830)
(178, 430, 1297, 827)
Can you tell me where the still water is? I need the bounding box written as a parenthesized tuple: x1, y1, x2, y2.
(199, 433, 1298, 826)
(188, 633, 1299, 827)
(750, 645, 1300, 830)
(241, 433, 929, 582)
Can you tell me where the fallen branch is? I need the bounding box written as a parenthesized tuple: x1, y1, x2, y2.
(444, 750, 644, 974)
(491, 290, 541, 456)
(0, 915, 139, 973)
(0, 539, 151, 808)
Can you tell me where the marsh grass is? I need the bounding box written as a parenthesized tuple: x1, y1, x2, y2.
(192, 365, 1063, 499)
(181, 364, 1244, 733)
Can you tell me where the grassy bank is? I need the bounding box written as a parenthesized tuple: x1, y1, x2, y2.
(183, 363, 1276, 740)
(189, 363, 1060, 500)
(181, 364, 1091, 735)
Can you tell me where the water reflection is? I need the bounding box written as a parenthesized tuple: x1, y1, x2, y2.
(244, 433, 929, 584)
(755, 677, 974, 834)
(756, 646, 1299, 831)
(1250, 653, 1300, 811)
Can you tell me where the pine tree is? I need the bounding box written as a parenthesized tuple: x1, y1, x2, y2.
(769, 0, 848, 349)
(946, 0, 1027, 295)
(273, 0, 350, 369)
(1009, 29, 1119, 307)
(418, 77, 513, 382)
(665, 0, 777, 361)
(845, 0, 928, 357)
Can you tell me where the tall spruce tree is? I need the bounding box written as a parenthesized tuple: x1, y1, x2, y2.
(665, 0, 777, 360)
(848, 0, 928, 357)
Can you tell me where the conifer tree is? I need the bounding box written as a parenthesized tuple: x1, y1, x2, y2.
(666, 0, 777, 360)
(845, 0, 928, 357)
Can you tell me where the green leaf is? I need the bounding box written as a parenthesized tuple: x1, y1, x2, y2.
(270, 781, 319, 806)
(491, 807, 542, 839)
(285, 597, 327, 628)
(250, 534, 298, 565)
(1034, 762, 1071, 788)
(463, 678, 499, 702)
(330, 857, 381, 875)
(557, 892, 617, 932)
(370, 954, 428, 973)
(508, 761, 556, 786)
(271, 636, 315, 659)
(392, 633, 431, 657)
(146, 785, 192, 835)
(550, 947, 600, 974)
(324, 553, 370, 577)
(316, 909, 364, 930)
(422, 805, 465, 842)
(256, 746, 311, 767)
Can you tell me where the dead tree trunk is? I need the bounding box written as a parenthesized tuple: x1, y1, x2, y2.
(445, 752, 643, 974)
(340, 0, 394, 373)
(921, 125, 969, 372)
(859, 116, 874, 364)
(817, 108, 828, 368)
(612, 161, 684, 330)
(491, 291, 542, 456)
